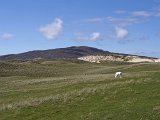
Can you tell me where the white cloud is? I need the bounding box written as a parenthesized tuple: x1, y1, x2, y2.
(130, 8, 160, 17)
(39, 18, 63, 40)
(74, 32, 101, 41)
(0, 33, 14, 39)
(107, 16, 141, 26)
(131, 11, 152, 17)
(115, 27, 128, 39)
(89, 32, 101, 41)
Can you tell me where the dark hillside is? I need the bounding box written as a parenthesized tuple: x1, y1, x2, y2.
(0, 46, 110, 60)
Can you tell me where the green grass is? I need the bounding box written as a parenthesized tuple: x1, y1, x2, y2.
(0, 59, 160, 120)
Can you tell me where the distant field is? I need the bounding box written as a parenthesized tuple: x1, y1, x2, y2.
(0, 60, 160, 120)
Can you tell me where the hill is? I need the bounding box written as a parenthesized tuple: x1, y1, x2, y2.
(0, 46, 110, 60)
(0, 46, 159, 63)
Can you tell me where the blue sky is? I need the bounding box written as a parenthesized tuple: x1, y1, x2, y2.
(0, 0, 160, 57)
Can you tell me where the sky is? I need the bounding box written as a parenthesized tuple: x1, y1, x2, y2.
(1, 0, 160, 57)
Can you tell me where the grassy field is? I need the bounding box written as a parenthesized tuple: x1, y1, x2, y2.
(0, 59, 160, 120)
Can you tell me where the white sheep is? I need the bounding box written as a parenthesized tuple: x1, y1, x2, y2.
(115, 72, 122, 78)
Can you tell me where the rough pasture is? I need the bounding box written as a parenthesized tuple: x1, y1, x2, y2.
(0, 60, 160, 120)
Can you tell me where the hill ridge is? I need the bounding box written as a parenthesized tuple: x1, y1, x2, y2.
(0, 46, 159, 62)
(0, 46, 110, 60)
